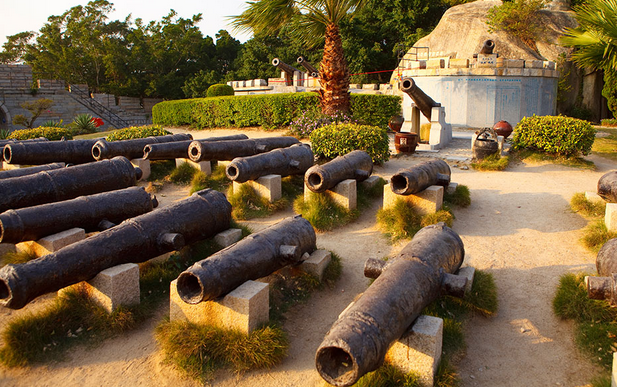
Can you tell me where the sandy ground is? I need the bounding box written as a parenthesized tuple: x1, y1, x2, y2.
(0, 127, 610, 386)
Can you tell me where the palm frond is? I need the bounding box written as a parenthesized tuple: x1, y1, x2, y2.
(230, 0, 298, 35)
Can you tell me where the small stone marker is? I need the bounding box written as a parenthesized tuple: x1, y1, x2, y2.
(16, 227, 86, 257)
(585, 191, 604, 204)
(300, 250, 332, 281)
(457, 266, 476, 293)
(606, 203, 617, 231)
(383, 184, 444, 215)
(176, 158, 212, 175)
(233, 174, 282, 202)
(215, 228, 242, 247)
(304, 179, 357, 211)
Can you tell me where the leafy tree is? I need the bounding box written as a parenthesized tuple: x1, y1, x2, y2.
(0, 32, 36, 64)
(232, 0, 370, 115)
(12, 98, 54, 128)
(182, 69, 219, 98)
(561, 0, 617, 117)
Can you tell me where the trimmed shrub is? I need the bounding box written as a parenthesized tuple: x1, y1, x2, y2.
(206, 84, 235, 98)
(602, 118, 617, 127)
(7, 127, 73, 141)
(105, 125, 171, 141)
(152, 93, 401, 130)
(511, 115, 596, 157)
(310, 123, 390, 163)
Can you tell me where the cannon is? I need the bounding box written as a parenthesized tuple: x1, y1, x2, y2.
(272, 58, 302, 76)
(176, 215, 316, 304)
(400, 77, 441, 120)
(0, 186, 158, 244)
(143, 134, 249, 160)
(315, 223, 465, 386)
(0, 156, 141, 213)
(586, 238, 617, 305)
(304, 150, 372, 193)
(226, 144, 313, 183)
(390, 159, 451, 195)
(4, 139, 101, 165)
(187, 136, 300, 163)
(0, 137, 48, 148)
(297, 56, 319, 77)
(0, 188, 232, 309)
(0, 163, 64, 180)
(480, 39, 495, 55)
(92, 133, 193, 161)
(598, 171, 617, 202)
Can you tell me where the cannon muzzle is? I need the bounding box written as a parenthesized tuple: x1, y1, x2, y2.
(177, 216, 316, 304)
(225, 144, 313, 183)
(297, 56, 319, 77)
(305, 150, 372, 193)
(92, 134, 193, 161)
(390, 159, 451, 195)
(315, 223, 464, 386)
(400, 77, 441, 120)
(480, 39, 495, 54)
(598, 171, 617, 203)
(272, 58, 302, 75)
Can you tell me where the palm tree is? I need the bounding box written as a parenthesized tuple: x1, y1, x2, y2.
(231, 0, 368, 115)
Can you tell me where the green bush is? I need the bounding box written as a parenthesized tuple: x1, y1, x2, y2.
(601, 118, 617, 127)
(486, 0, 546, 49)
(511, 115, 596, 157)
(206, 84, 235, 98)
(310, 123, 390, 163)
(152, 93, 400, 130)
(105, 125, 171, 141)
(7, 127, 73, 141)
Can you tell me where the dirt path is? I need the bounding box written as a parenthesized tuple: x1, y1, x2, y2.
(0, 128, 610, 387)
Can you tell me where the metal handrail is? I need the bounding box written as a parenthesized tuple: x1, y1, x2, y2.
(67, 84, 130, 129)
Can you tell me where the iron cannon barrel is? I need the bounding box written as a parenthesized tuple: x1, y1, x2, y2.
(187, 137, 300, 162)
(92, 134, 193, 161)
(0, 138, 48, 148)
(297, 56, 319, 77)
(0, 186, 157, 244)
(225, 144, 313, 183)
(598, 171, 617, 203)
(271, 58, 302, 75)
(176, 216, 316, 304)
(400, 77, 441, 120)
(305, 150, 373, 193)
(143, 134, 249, 160)
(390, 159, 451, 195)
(315, 223, 464, 386)
(480, 39, 495, 55)
(4, 139, 101, 165)
(0, 163, 64, 180)
(0, 156, 141, 213)
(0, 189, 232, 309)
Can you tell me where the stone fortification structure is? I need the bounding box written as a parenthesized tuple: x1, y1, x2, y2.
(0, 64, 162, 132)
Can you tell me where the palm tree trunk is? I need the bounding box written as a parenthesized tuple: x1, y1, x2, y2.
(319, 23, 350, 115)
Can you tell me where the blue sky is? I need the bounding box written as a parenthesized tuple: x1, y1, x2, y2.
(0, 0, 252, 46)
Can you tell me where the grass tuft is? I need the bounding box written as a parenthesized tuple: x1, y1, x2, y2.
(147, 160, 176, 182)
(444, 184, 471, 208)
(355, 363, 422, 387)
(190, 164, 230, 194)
(1, 248, 38, 266)
(515, 149, 595, 169)
(169, 162, 198, 185)
(581, 220, 617, 252)
(226, 175, 303, 220)
(377, 198, 453, 242)
(571, 192, 606, 218)
(471, 153, 510, 171)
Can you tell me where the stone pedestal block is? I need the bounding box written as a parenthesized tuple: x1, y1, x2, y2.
(386, 315, 443, 387)
(233, 174, 282, 202)
(304, 179, 357, 210)
(170, 279, 269, 334)
(360, 175, 381, 191)
(60, 263, 140, 313)
(383, 184, 443, 215)
(606, 203, 617, 231)
(17, 227, 86, 257)
(585, 191, 604, 204)
(176, 158, 212, 175)
(131, 158, 150, 181)
(215, 228, 242, 247)
(300, 250, 332, 281)
(446, 182, 458, 195)
(457, 266, 475, 293)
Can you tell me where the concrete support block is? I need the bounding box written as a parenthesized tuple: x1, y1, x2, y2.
(386, 315, 443, 387)
(233, 174, 282, 202)
(300, 249, 332, 281)
(60, 263, 140, 313)
(525, 60, 544, 69)
(449, 59, 469, 68)
(304, 179, 357, 211)
(170, 279, 269, 334)
(446, 181, 458, 195)
(362, 84, 379, 90)
(131, 158, 150, 181)
(457, 266, 475, 293)
(215, 228, 242, 248)
(360, 175, 381, 191)
(383, 184, 443, 215)
(426, 59, 445, 69)
(17, 227, 86, 257)
(607, 203, 617, 231)
(349, 83, 362, 89)
(586, 191, 604, 204)
(175, 158, 212, 175)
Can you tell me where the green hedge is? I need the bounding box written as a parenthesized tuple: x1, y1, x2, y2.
(511, 115, 596, 157)
(206, 84, 234, 97)
(152, 93, 401, 130)
(310, 123, 390, 164)
(8, 127, 73, 141)
(105, 125, 171, 141)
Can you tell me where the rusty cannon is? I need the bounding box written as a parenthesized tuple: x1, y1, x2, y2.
(92, 133, 193, 161)
(176, 215, 315, 304)
(0, 188, 232, 309)
(187, 136, 300, 163)
(0, 156, 141, 213)
(586, 238, 617, 305)
(0, 186, 158, 244)
(225, 144, 313, 183)
(143, 134, 249, 160)
(480, 39, 495, 55)
(297, 56, 319, 77)
(400, 77, 441, 120)
(272, 57, 302, 76)
(304, 150, 372, 193)
(390, 159, 451, 195)
(0, 163, 64, 180)
(0, 138, 48, 148)
(597, 171, 617, 202)
(3, 139, 101, 165)
(315, 223, 465, 386)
